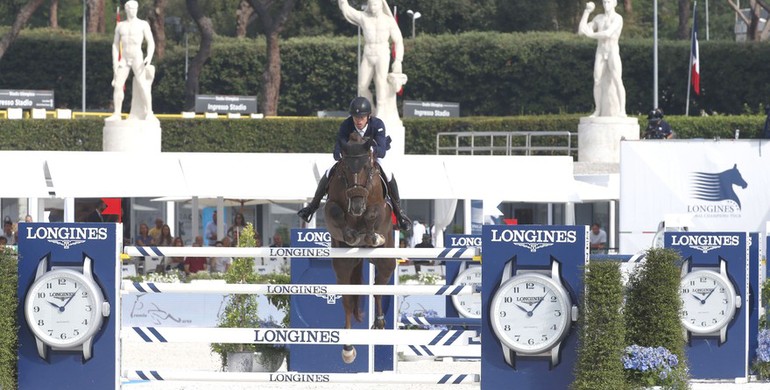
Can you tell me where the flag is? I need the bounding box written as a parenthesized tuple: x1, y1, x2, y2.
(691, 7, 700, 95)
(101, 198, 122, 222)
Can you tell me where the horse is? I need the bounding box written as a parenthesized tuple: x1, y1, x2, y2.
(324, 132, 396, 364)
(691, 164, 748, 209)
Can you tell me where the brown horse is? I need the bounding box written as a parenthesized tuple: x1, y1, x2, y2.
(324, 133, 396, 364)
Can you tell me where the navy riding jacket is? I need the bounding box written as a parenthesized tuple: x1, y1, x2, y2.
(333, 116, 391, 161)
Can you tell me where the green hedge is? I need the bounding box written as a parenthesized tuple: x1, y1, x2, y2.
(0, 114, 766, 153)
(624, 248, 688, 389)
(2, 29, 770, 116)
(0, 250, 18, 390)
(572, 261, 626, 390)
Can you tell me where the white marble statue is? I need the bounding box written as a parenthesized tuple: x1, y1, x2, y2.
(107, 0, 155, 121)
(578, 0, 627, 118)
(338, 0, 405, 119)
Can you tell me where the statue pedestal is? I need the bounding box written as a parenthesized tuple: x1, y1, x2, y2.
(382, 118, 405, 156)
(577, 117, 639, 163)
(103, 118, 162, 152)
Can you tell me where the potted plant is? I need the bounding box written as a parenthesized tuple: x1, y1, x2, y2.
(211, 223, 289, 372)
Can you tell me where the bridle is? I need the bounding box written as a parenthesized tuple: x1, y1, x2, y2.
(337, 150, 377, 213)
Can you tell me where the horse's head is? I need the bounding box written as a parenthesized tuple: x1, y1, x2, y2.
(337, 134, 377, 216)
(727, 164, 748, 189)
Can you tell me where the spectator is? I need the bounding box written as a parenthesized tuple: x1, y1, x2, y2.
(184, 236, 208, 274)
(590, 223, 607, 252)
(135, 223, 153, 246)
(270, 233, 286, 247)
(209, 241, 232, 273)
(156, 224, 174, 246)
(227, 212, 247, 245)
(86, 200, 107, 222)
(148, 218, 163, 243)
(415, 234, 434, 248)
(2, 217, 14, 245)
(205, 211, 225, 246)
(166, 236, 185, 272)
(644, 108, 673, 139)
(24, 214, 33, 223)
(0, 236, 7, 251)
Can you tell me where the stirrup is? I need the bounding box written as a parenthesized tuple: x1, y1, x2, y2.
(297, 206, 316, 223)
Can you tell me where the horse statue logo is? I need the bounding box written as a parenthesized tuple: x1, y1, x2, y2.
(691, 164, 748, 209)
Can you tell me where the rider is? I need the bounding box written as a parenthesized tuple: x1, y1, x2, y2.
(297, 96, 412, 231)
(644, 108, 673, 139)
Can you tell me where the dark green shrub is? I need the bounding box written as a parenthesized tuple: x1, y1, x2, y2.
(572, 261, 627, 390)
(624, 248, 688, 389)
(0, 249, 18, 390)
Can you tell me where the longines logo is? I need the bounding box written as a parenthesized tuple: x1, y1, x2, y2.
(294, 231, 331, 248)
(687, 164, 747, 218)
(490, 229, 576, 252)
(669, 234, 740, 253)
(316, 293, 342, 305)
(25, 226, 107, 249)
(449, 236, 482, 248)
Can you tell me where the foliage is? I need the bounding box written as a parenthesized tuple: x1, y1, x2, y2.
(624, 248, 688, 390)
(5, 29, 770, 116)
(0, 249, 18, 389)
(210, 222, 263, 369)
(760, 277, 770, 329)
(622, 345, 687, 389)
(753, 329, 770, 380)
(572, 261, 626, 390)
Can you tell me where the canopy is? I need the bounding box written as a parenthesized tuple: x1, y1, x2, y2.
(0, 151, 592, 203)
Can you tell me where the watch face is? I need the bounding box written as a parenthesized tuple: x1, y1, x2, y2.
(451, 265, 482, 318)
(490, 272, 572, 355)
(680, 269, 737, 335)
(24, 269, 104, 348)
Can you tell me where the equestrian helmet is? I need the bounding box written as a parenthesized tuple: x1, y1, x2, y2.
(349, 97, 372, 116)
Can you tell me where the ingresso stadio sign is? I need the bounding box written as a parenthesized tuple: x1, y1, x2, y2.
(0, 89, 54, 109)
(194, 94, 257, 114)
(403, 100, 460, 118)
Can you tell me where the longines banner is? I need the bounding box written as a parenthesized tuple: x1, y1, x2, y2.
(620, 140, 770, 254)
(0, 89, 54, 109)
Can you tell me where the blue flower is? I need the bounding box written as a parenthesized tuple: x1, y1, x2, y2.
(623, 344, 680, 386)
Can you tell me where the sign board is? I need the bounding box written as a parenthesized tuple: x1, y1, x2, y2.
(317, 110, 348, 118)
(403, 100, 460, 118)
(0, 89, 54, 109)
(481, 225, 587, 390)
(620, 140, 770, 254)
(194, 94, 257, 114)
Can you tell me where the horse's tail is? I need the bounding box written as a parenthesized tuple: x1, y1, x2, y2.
(352, 259, 364, 322)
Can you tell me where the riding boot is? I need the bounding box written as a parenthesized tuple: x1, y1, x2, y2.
(387, 176, 412, 231)
(298, 175, 330, 223)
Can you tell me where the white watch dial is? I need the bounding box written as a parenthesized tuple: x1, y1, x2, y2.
(25, 268, 104, 349)
(451, 265, 482, 318)
(490, 272, 572, 355)
(680, 269, 738, 335)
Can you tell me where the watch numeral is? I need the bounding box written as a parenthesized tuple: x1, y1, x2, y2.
(681, 288, 690, 293)
(59, 333, 67, 339)
(82, 319, 88, 325)
(513, 287, 520, 293)
(551, 324, 557, 330)
(514, 335, 521, 342)
(525, 282, 535, 289)
(690, 281, 696, 286)
(722, 299, 728, 304)
(37, 320, 44, 326)
(554, 310, 562, 317)
(45, 282, 52, 289)
(701, 321, 707, 326)
(504, 325, 511, 331)
(81, 291, 88, 298)
(700, 277, 707, 283)
(74, 329, 79, 336)
(719, 310, 725, 315)
(504, 297, 512, 303)
(527, 338, 535, 345)
(58, 278, 67, 285)
(33, 306, 40, 313)
(85, 305, 92, 312)
(550, 296, 557, 302)
(37, 292, 45, 298)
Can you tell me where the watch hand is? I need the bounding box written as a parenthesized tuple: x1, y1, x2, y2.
(530, 292, 549, 313)
(701, 287, 718, 303)
(47, 301, 62, 310)
(691, 294, 705, 304)
(60, 288, 80, 310)
(514, 304, 530, 314)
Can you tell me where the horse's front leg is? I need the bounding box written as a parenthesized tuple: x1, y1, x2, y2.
(371, 259, 397, 329)
(362, 206, 386, 247)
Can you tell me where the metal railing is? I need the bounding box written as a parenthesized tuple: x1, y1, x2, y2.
(436, 131, 577, 156)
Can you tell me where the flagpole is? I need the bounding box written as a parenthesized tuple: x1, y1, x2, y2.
(685, 1, 696, 116)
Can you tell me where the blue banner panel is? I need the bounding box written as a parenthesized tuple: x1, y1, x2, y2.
(17, 223, 120, 390)
(749, 233, 759, 373)
(665, 231, 749, 379)
(444, 234, 482, 319)
(289, 229, 393, 372)
(481, 225, 587, 390)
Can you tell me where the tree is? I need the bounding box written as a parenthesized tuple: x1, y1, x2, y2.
(247, 0, 297, 116)
(677, 0, 690, 39)
(50, 0, 59, 28)
(0, 0, 46, 61)
(235, 0, 254, 38)
(86, 0, 105, 33)
(147, 0, 168, 59)
(184, 0, 215, 110)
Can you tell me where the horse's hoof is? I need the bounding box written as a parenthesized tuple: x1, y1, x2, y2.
(342, 346, 357, 364)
